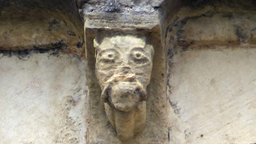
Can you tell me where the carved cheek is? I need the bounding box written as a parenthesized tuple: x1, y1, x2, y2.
(96, 49, 120, 84)
(128, 49, 153, 86)
(96, 69, 115, 85)
(134, 67, 153, 86)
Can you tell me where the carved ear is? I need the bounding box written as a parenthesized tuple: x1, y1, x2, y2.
(93, 39, 99, 48)
(93, 39, 100, 57)
(147, 44, 154, 57)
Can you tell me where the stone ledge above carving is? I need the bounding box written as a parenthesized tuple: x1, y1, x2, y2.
(80, 0, 164, 29)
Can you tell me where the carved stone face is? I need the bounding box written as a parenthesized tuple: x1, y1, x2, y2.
(94, 35, 154, 140)
(95, 36, 153, 111)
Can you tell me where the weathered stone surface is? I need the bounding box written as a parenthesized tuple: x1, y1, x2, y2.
(94, 35, 154, 141)
(161, 1, 256, 143)
(81, 0, 163, 29)
(85, 30, 169, 144)
(0, 53, 87, 144)
(169, 48, 256, 144)
(165, 6, 256, 49)
(0, 0, 83, 55)
(80, 0, 164, 11)
(3, 0, 256, 144)
(0, 1, 86, 144)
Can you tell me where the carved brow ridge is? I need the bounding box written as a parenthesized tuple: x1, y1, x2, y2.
(98, 49, 118, 55)
(131, 47, 146, 52)
(99, 47, 145, 53)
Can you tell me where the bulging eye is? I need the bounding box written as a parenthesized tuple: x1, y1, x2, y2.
(134, 51, 144, 59)
(130, 50, 149, 64)
(98, 50, 118, 64)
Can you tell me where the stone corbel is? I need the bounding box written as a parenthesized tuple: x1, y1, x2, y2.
(94, 35, 154, 141)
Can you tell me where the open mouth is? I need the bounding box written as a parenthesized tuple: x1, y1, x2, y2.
(101, 81, 147, 112)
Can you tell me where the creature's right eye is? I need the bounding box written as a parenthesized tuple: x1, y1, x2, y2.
(98, 50, 119, 64)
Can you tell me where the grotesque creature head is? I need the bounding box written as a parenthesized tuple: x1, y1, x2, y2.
(94, 35, 154, 141)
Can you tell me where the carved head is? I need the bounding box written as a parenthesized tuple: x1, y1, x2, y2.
(94, 35, 154, 140)
(94, 35, 154, 112)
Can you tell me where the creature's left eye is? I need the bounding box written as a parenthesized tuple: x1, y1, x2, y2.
(98, 49, 119, 64)
(130, 49, 149, 65)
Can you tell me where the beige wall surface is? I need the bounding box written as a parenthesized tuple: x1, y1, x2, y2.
(0, 53, 87, 144)
(2, 1, 256, 144)
(168, 48, 256, 144)
(161, 2, 256, 143)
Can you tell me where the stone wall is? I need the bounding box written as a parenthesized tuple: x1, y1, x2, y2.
(0, 1, 87, 144)
(161, 1, 256, 143)
(1, 0, 256, 144)
(0, 0, 83, 55)
(0, 53, 87, 144)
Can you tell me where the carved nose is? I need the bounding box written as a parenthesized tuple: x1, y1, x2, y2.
(120, 66, 131, 74)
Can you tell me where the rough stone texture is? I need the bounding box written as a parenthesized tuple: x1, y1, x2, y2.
(0, 0, 84, 56)
(83, 0, 163, 13)
(168, 6, 256, 48)
(161, 1, 256, 143)
(80, 0, 164, 12)
(81, 0, 164, 29)
(85, 30, 169, 144)
(3, 0, 256, 144)
(0, 53, 87, 144)
(0, 1, 86, 144)
(94, 35, 154, 141)
(169, 48, 256, 144)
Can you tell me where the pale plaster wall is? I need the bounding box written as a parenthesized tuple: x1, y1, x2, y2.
(2, 1, 256, 144)
(168, 48, 256, 144)
(0, 53, 87, 144)
(161, 2, 256, 143)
